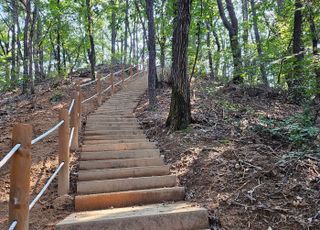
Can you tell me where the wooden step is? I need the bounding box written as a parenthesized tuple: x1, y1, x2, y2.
(83, 139, 148, 145)
(79, 157, 163, 170)
(81, 142, 156, 152)
(85, 126, 140, 131)
(84, 134, 146, 140)
(75, 187, 185, 211)
(85, 122, 138, 127)
(85, 130, 144, 136)
(77, 175, 177, 194)
(56, 202, 209, 230)
(81, 149, 160, 160)
(78, 165, 169, 181)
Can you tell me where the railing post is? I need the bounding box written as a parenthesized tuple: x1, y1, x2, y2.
(9, 124, 32, 230)
(58, 108, 70, 195)
(121, 67, 125, 86)
(110, 73, 114, 94)
(70, 84, 80, 150)
(76, 83, 82, 131)
(130, 66, 133, 79)
(96, 73, 102, 106)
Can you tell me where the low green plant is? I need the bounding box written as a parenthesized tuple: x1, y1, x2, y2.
(256, 109, 320, 147)
(50, 91, 63, 102)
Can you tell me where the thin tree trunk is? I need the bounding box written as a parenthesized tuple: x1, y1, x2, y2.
(166, 0, 192, 130)
(216, 0, 242, 83)
(22, 0, 31, 94)
(145, 0, 157, 107)
(111, 0, 117, 64)
(250, 0, 268, 87)
(190, 0, 203, 82)
(206, 22, 215, 79)
(124, 0, 129, 64)
(288, 0, 304, 101)
(86, 0, 96, 79)
(11, 0, 18, 85)
(56, 0, 62, 76)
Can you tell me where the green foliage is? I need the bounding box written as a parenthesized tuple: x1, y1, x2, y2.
(256, 109, 320, 147)
(50, 91, 63, 102)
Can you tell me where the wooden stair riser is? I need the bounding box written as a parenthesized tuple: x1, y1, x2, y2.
(79, 157, 163, 170)
(75, 187, 185, 211)
(78, 166, 169, 181)
(80, 149, 160, 160)
(82, 142, 156, 152)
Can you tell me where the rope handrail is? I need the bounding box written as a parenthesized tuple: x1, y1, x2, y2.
(28, 162, 65, 210)
(101, 85, 112, 94)
(68, 99, 75, 115)
(81, 93, 98, 104)
(80, 79, 97, 88)
(31, 120, 64, 145)
(69, 127, 75, 148)
(100, 73, 111, 81)
(0, 144, 21, 169)
(8, 220, 17, 230)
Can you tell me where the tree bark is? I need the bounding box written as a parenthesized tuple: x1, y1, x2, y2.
(288, 0, 304, 101)
(145, 0, 157, 107)
(216, 0, 242, 83)
(206, 22, 215, 79)
(166, 0, 192, 130)
(250, 0, 268, 87)
(86, 0, 96, 79)
(124, 0, 129, 64)
(22, 0, 31, 94)
(56, 0, 62, 76)
(11, 0, 18, 85)
(111, 0, 117, 64)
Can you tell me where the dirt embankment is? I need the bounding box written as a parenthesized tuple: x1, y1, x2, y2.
(135, 79, 320, 230)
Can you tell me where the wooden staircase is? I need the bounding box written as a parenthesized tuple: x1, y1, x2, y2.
(56, 75, 209, 229)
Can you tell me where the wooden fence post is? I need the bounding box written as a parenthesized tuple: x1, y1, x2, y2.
(121, 67, 125, 86)
(96, 73, 102, 106)
(58, 108, 70, 195)
(110, 73, 114, 94)
(76, 83, 82, 130)
(130, 66, 133, 79)
(9, 124, 32, 230)
(70, 84, 80, 150)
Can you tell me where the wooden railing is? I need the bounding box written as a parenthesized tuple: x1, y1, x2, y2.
(0, 65, 146, 230)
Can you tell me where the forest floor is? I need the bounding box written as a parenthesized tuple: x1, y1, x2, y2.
(0, 64, 127, 229)
(135, 78, 320, 230)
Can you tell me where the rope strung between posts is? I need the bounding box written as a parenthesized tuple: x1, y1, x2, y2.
(0, 144, 21, 169)
(69, 127, 75, 148)
(28, 162, 65, 210)
(80, 79, 97, 88)
(68, 99, 75, 115)
(8, 220, 17, 230)
(81, 93, 98, 104)
(31, 120, 64, 145)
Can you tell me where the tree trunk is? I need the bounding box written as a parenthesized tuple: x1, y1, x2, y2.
(86, 0, 96, 79)
(206, 22, 215, 79)
(145, 0, 157, 108)
(22, 0, 31, 94)
(11, 0, 18, 85)
(111, 0, 117, 64)
(307, 4, 320, 124)
(124, 0, 129, 64)
(288, 0, 304, 101)
(56, 0, 62, 76)
(250, 0, 268, 87)
(166, 0, 192, 130)
(216, 0, 242, 83)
